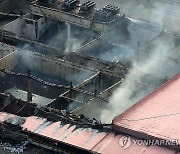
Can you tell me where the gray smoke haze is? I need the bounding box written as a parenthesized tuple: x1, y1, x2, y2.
(66, 69, 96, 86)
(99, 1, 180, 123)
(134, 1, 180, 33)
(46, 22, 97, 54)
(99, 19, 161, 65)
(40, 22, 83, 54)
(65, 23, 83, 53)
(100, 36, 180, 122)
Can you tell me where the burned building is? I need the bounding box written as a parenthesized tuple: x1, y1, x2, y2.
(0, 0, 180, 153)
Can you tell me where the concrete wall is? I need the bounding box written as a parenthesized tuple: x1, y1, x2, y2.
(72, 80, 122, 119)
(74, 36, 102, 55)
(65, 52, 127, 78)
(30, 4, 110, 32)
(99, 80, 122, 98)
(20, 51, 96, 85)
(2, 18, 22, 36)
(0, 51, 19, 77)
(2, 13, 51, 40)
(22, 18, 35, 40)
(0, 42, 17, 58)
(21, 14, 51, 40)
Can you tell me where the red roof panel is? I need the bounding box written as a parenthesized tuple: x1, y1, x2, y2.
(92, 133, 175, 154)
(0, 111, 177, 153)
(113, 74, 180, 141)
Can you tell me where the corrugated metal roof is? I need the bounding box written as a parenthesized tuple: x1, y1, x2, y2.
(0, 112, 108, 151)
(0, 111, 176, 153)
(92, 133, 175, 154)
(113, 74, 180, 142)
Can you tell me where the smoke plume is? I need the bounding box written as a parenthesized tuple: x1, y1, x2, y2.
(100, 34, 180, 123)
(99, 1, 180, 123)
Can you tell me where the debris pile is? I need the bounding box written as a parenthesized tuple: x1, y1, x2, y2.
(0, 124, 29, 153)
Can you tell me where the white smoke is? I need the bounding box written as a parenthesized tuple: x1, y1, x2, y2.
(65, 23, 83, 53)
(134, 1, 180, 33)
(100, 34, 180, 123)
(99, 1, 180, 123)
(65, 23, 72, 53)
(99, 19, 161, 64)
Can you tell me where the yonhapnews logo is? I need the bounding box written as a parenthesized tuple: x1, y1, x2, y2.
(119, 136, 180, 149)
(119, 136, 131, 149)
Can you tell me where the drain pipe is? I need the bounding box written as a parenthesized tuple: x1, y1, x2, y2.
(27, 70, 32, 102)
